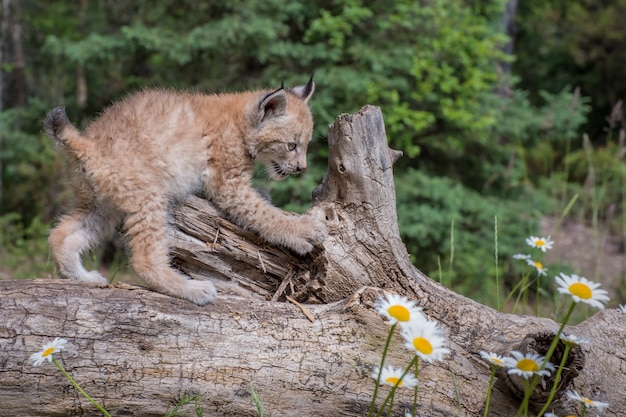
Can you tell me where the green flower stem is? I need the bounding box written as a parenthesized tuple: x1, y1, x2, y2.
(516, 379, 532, 417)
(412, 357, 420, 416)
(375, 387, 397, 417)
(581, 405, 587, 417)
(375, 386, 395, 417)
(534, 253, 544, 317)
(542, 300, 576, 370)
(482, 366, 497, 417)
(506, 271, 531, 314)
(52, 357, 111, 417)
(536, 344, 572, 417)
(368, 323, 397, 417)
(516, 300, 577, 417)
(375, 356, 419, 417)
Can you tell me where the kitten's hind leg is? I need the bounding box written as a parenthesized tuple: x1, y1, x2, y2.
(124, 203, 217, 305)
(49, 208, 120, 283)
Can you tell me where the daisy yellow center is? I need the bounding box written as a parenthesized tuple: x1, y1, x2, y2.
(492, 358, 503, 366)
(534, 261, 543, 269)
(42, 347, 55, 357)
(388, 305, 410, 322)
(536, 239, 545, 246)
(413, 337, 433, 355)
(385, 377, 402, 386)
(517, 358, 538, 372)
(569, 282, 592, 299)
(582, 398, 594, 406)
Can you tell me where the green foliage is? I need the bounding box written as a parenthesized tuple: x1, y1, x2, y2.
(495, 85, 590, 148)
(0, 101, 67, 222)
(164, 393, 203, 417)
(366, 0, 509, 159)
(514, 0, 626, 139)
(0, 212, 52, 279)
(0, 99, 66, 280)
(560, 135, 626, 234)
(395, 168, 553, 305)
(248, 385, 265, 417)
(501, 84, 591, 186)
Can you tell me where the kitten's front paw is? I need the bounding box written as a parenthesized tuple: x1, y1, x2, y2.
(302, 215, 328, 246)
(289, 215, 328, 255)
(181, 280, 217, 305)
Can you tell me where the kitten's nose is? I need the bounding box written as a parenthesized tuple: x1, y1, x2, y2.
(296, 163, 307, 173)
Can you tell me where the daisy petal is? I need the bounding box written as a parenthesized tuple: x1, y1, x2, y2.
(29, 337, 68, 367)
(371, 365, 418, 389)
(480, 351, 506, 367)
(526, 236, 554, 252)
(555, 273, 610, 310)
(375, 293, 424, 327)
(566, 390, 609, 410)
(502, 351, 554, 379)
(401, 318, 450, 363)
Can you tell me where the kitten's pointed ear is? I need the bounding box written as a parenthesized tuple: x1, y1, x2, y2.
(289, 75, 315, 103)
(258, 88, 288, 122)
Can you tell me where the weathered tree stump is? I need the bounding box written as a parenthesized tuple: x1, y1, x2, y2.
(1, 106, 624, 416)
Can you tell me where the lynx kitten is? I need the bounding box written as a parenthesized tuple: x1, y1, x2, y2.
(44, 79, 327, 305)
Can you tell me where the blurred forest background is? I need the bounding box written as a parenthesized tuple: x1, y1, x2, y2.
(1, 0, 625, 310)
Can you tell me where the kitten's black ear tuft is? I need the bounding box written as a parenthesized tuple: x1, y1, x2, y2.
(280, 80, 285, 90)
(258, 88, 288, 122)
(289, 75, 315, 103)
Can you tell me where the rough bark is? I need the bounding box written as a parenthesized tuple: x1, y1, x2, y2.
(1, 106, 625, 417)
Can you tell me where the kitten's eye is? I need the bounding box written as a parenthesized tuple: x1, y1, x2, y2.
(287, 143, 297, 151)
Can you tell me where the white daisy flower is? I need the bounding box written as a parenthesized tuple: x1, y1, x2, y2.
(375, 293, 424, 327)
(512, 254, 531, 260)
(526, 236, 554, 252)
(618, 304, 626, 313)
(479, 351, 506, 367)
(543, 413, 558, 417)
(503, 351, 554, 379)
(401, 317, 450, 363)
(29, 338, 68, 366)
(371, 365, 418, 389)
(560, 334, 589, 346)
(555, 273, 610, 309)
(404, 413, 425, 417)
(526, 259, 547, 276)
(566, 390, 609, 410)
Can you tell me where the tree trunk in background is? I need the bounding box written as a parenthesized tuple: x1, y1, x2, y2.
(0, 0, 11, 208)
(8, 0, 24, 107)
(1, 107, 625, 416)
(501, 0, 518, 75)
(76, 0, 88, 110)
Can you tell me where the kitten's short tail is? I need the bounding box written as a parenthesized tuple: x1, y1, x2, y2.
(43, 107, 90, 155)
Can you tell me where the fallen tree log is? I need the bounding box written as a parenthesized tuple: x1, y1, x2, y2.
(1, 106, 625, 417)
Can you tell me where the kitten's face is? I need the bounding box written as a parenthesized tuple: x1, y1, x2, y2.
(247, 81, 315, 181)
(256, 128, 312, 180)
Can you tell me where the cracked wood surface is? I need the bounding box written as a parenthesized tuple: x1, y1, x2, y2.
(1, 106, 625, 416)
(2, 280, 624, 416)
